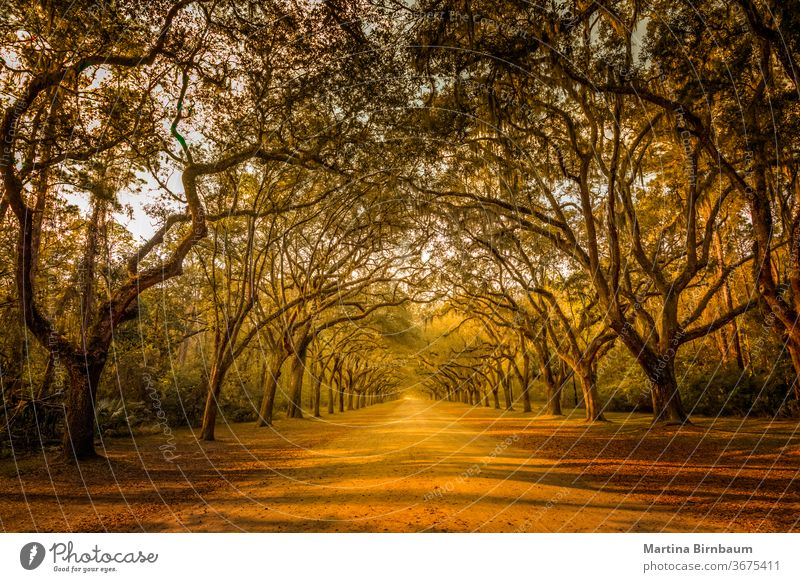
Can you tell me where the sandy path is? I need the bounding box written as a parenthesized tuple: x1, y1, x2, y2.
(146, 397, 710, 532)
(3, 396, 797, 532)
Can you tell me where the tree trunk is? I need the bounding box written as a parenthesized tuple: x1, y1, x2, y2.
(287, 351, 307, 419)
(200, 358, 229, 440)
(63, 355, 106, 460)
(714, 229, 745, 370)
(616, 326, 689, 424)
(549, 380, 564, 416)
(648, 357, 689, 424)
(38, 353, 56, 400)
(533, 335, 563, 415)
(338, 379, 345, 412)
(542, 364, 563, 416)
(312, 367, 322, 418)
(256, 355, 283, 427)
(521, 351, 532, 413)
(577, 367, 605, 422)
(502, 374, 513, 411)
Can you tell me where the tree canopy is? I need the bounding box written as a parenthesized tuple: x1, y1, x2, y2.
(1, 0, 799, 460)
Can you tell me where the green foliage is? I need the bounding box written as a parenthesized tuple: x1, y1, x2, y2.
(157, 370, 208, 428)
(597, 347, 651, 413)
(218, 374, 261, 424)
(95, 398, 152, 437)
(598, 341, 797, 418)
(680, 365, 795, 418)
(0, 394, 63, 456)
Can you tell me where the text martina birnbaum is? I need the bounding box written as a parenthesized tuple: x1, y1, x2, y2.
(644, 544, 753, 555)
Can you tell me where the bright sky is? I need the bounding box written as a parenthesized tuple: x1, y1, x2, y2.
(62, 170, 184, 243)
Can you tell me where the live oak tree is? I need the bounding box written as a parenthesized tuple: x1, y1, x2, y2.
(1, 0, 206, 459)
(637, 0, 800, 400)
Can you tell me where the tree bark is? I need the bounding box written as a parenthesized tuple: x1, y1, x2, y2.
(63, 355, 106, 460)
(548, 380, 564, 416)
(38, 354, 56, 400)
(714, 229, 745, 369)
(256, 354, 284, 427)
(200, 358, 229, 441)
(286, 350, 307, 419)
(327, 370, 335, 414)
(544, 367, 564, 416)
(502, 373, 513, 411)
(521, 349, 532, 413)
(312, 364, 322, 418)
(337, 370, 345, 413)
(576, 367, 606, 422)
(642, 352, 688, 424)
(616, 324, 689, 424)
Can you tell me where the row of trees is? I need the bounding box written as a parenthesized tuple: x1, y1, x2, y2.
(408, 0, 799, 424)
(1, 0, 799, 460)
(0, 0, 422, 459)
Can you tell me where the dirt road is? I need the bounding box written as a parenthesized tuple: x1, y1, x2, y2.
(2, 397, 798, 532)
(154, 397, 709, 532)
